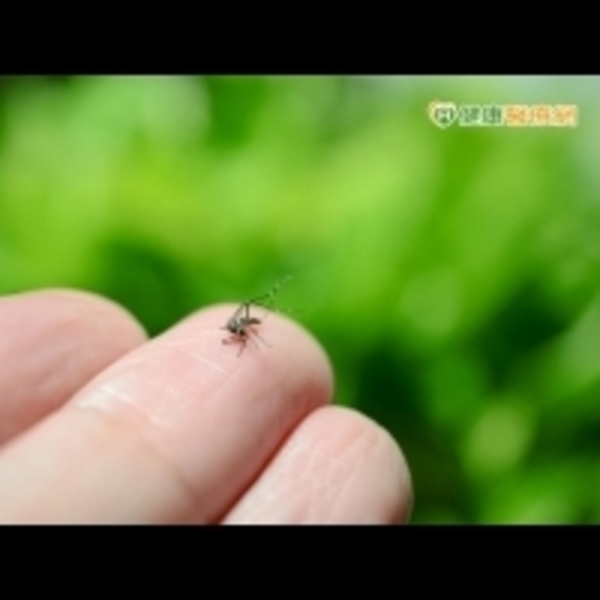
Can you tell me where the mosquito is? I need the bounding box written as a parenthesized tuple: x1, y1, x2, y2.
(221, 276, 292, 357)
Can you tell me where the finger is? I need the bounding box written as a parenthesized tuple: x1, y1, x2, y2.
(0, 289, 147, 446)
(0, 305, 333, 523)
(223, 406, 412, 524)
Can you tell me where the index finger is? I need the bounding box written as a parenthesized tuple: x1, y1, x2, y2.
(0, 305, 334, 523)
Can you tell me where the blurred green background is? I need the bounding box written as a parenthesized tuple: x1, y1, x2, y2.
(1, 75, 599, 523)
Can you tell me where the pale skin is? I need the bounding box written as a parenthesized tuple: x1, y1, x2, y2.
(0, 289, 413, 523)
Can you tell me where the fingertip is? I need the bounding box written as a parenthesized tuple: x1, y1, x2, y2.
(223, 405, 413, 524)
(16, 288, 148, 343)
(181, 303, 335, 405)
(0, 288, 148, 445)
(301, 405, 414, 524)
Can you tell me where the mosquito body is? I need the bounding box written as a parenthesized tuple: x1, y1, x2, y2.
(221, 302, 265, 356)
(221, 276, 291, 357)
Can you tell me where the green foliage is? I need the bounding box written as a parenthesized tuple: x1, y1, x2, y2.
(1, 75, 598, 522)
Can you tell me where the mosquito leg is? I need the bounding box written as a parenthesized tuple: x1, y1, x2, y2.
(251, 329, 271, 349)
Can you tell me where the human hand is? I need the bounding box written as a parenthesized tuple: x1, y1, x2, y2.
(0, 290, 412, 523)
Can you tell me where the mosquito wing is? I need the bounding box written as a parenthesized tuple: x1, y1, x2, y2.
(248, 275, 292, 311)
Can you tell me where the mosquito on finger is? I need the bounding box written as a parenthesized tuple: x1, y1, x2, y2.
(221, 276, 292, 357)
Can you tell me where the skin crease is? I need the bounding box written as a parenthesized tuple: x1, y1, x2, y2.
(0, 289, 413, 524)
